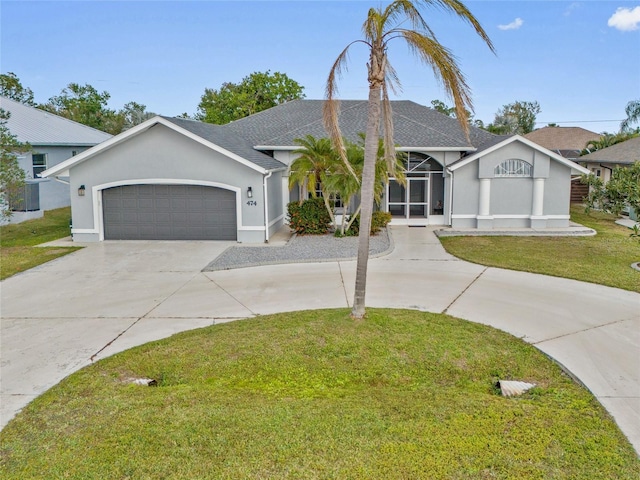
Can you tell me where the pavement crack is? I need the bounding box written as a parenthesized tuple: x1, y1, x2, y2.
(442, 267, 488, 314)
(90, 317, 143, 362)
(338, 262, 351, 307)
(532, 316, 637, 345)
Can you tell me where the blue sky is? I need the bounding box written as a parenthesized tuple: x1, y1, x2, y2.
(2, 0, 639, 133)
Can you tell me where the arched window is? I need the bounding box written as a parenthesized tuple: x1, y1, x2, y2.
(494, 159, 532, 177)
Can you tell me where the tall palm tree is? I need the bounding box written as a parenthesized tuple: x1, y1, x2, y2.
(324, 0, 495, 318)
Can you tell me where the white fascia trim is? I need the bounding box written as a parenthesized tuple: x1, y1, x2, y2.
(448, 135, 590, 174)
(71, 228, 98, 234)
(396, 147, 475, 152)
(257, 146, 476, 153)
(42, 116, 269, 178)
(238, 226, 266, 231)
(91, 179, 244, 241)
(451, 214, 571, 220)
(254, 145, 298, 151)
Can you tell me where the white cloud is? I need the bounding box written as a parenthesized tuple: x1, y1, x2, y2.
(564, 2, 581, 17)
(607, 6, 640, 31)
(498, 18, 524, 31)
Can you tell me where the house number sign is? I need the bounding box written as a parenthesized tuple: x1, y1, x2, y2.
(247, 200, 258, 206)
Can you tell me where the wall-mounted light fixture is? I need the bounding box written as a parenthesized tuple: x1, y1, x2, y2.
(247, 186, 253, 198)
(78, 185, 86, 196)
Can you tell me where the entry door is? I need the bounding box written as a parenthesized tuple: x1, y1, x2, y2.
(387, 177, 430, 220)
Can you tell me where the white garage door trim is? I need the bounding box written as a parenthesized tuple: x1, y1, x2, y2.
(80, 179, 243, 241)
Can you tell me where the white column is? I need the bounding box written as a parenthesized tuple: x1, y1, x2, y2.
(532, 178, 545, 217)
(479, 178, 491, 216)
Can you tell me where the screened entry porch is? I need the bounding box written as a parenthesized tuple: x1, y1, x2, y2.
(386, 154, 446, 225)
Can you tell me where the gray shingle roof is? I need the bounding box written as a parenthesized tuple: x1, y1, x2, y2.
(579, 136, 640, 165)
(161, 116, 286, 171)
(0, 96, 112, 146)
(221, 99, 494, 149)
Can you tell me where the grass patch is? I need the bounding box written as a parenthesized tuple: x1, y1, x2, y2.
(440, 205, 640, 292)
(0, 207, 81, 280)
(1, 309, 638, 479)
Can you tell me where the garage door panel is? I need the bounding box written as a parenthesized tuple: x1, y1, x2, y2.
(103, 184, 237, 240)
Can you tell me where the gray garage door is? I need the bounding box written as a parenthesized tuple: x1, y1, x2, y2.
(103, 184, 237, 240)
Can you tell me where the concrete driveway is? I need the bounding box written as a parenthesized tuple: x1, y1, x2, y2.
(1, 227, 639, 455)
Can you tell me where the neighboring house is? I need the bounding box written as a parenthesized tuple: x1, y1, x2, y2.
(524, 126, 602, 203)
(0, 96, 112, 223)
(42, 100, 589, 242)
(578, 136, 640, 184)
(524, 126, 602, 161)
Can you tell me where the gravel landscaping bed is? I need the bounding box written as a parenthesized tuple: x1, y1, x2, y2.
(204, 228, 392, 271)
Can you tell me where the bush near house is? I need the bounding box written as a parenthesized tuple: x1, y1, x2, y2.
(287, 198, 332, 235)
(336, 211, 393, 237)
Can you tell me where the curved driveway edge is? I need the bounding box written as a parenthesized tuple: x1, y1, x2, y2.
(1, 227, 638, 455)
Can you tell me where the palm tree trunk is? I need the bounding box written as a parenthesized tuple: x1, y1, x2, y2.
(351, 85, 382, 318)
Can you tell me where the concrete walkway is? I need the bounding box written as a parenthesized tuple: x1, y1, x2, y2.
(1, 226, 639, 454)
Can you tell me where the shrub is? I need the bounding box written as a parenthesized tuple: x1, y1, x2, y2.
(334, 210, 392, 237)
(371, 211, 392, 234)
(287, 198, 331, 235)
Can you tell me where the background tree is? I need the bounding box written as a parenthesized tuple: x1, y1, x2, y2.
(120, 101, 156, 130)
(431, 98, 483, 127)
(0, 72, 36, 106)
(581, 131, 638, 155)
(41, 83, 123, 134)
(196, 70, 305, 124)
(0, 108, 29, 219)
(430, 99, 456, 117)
(486, 100, 540, 135)
(324, 0, 495, 318)
(620, 99, 640, 133)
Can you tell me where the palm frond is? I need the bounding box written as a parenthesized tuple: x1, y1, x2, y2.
(324, 43, 362, 183)
(383, 0, 436, 39)
(399, 28, 472, 138)
(416, 0, 495, 54)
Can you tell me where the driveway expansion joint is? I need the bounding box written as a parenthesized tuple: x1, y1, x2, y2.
(205, 275, 258, 316)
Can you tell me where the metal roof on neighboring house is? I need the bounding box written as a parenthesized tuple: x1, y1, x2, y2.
(0, 96, 112, 146)
(220, 99, 494, 149)
(578, 136, 640, 165)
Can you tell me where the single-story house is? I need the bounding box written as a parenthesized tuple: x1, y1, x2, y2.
(42, 100, 589, 242)
(524, 126, 602, 203)
(577, 136, 640, 184)
(1, 96, 112, 223)
(524, 126, 602, 161)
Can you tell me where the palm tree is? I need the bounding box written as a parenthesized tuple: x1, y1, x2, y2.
(621, 99, 640, 133)
(289, 135, 341, 228)
(324, 0, 495, 318)
(325, 136, 405, 235)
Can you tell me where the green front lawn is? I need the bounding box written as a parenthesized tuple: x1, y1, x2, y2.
(440, 206, 640, 292)
(1, 309, 638, 479)
(0, 207, 81, 280)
